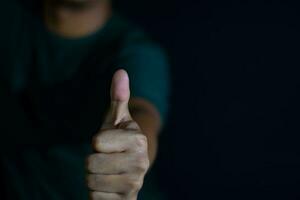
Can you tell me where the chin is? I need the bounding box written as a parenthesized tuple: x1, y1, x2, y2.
(50, 0, 98, 6)
(53, 0, 94, 3)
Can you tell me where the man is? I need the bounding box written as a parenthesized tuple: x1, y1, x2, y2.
(0, 0, 169, 199)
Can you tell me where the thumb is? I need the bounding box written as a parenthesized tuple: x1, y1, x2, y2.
(104, 69, 132, 127)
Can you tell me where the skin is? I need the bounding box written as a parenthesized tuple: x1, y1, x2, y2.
(44, 1, 161, 199)
(44, 0, 112, 38)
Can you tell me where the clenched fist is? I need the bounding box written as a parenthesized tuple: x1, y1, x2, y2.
(86, 70, 150, 200)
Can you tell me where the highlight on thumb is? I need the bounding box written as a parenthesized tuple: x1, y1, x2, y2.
(108, 69, 132, 126)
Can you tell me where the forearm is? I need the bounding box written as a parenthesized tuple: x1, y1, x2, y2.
(129, 98, 161, 165)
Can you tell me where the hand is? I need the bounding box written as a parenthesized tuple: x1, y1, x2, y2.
(86, 69, 150, 200)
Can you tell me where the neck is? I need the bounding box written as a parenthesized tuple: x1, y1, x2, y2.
(44, 0, 112, 38)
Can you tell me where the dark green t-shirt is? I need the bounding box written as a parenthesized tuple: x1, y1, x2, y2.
(0, 1, 169, 199)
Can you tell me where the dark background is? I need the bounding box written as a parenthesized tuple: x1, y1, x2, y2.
(116, 1, 300, 199)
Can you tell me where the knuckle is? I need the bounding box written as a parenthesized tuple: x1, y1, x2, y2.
(86, 154, 103, 173)
(127, 178, 143, 192)
(86, 174, 104, 191)
(135, 154, 149, 172)
(86, 174, 96, 190)
(92, 130, 113, 152)
(92, 135, 102, 151)
(134, 134, 148, 149)
(92, 129, 111, 143)
(88, 154, 98, 163)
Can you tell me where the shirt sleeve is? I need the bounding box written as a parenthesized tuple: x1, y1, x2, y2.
(117, 31, 170, 123)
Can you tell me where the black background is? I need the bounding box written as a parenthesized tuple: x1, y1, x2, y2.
(116, 1, 300, 199)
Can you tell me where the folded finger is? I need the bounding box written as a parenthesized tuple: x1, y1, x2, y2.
(87, 174, 127, 193)
(89, 191, 121, 200)
(87, 153, 133, 174)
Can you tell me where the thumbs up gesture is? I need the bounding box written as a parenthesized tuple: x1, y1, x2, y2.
(87, 70, 150, 200)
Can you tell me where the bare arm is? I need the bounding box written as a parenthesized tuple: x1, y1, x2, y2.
(130, 98, 161, 165)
